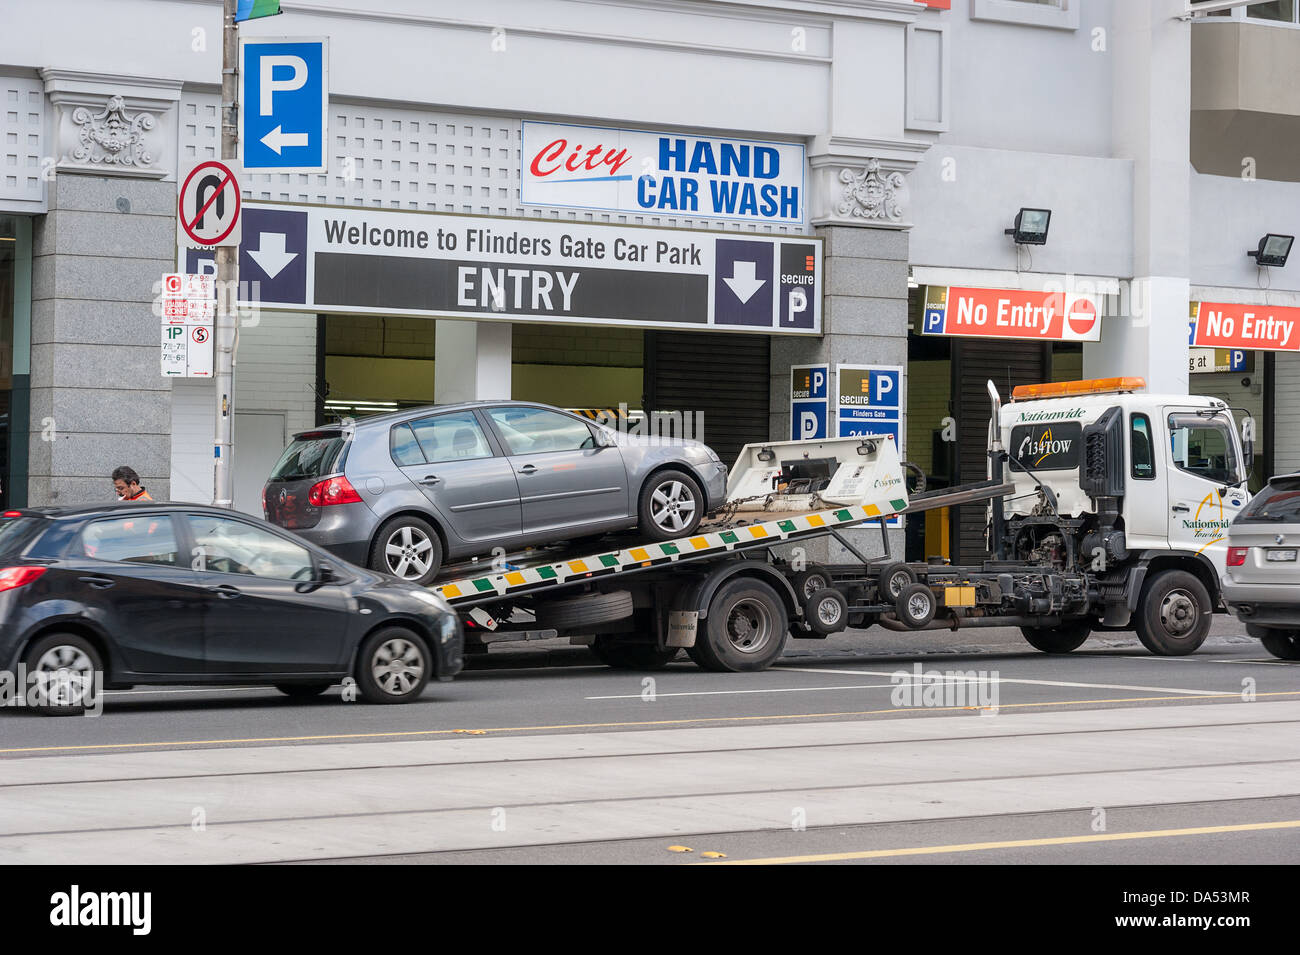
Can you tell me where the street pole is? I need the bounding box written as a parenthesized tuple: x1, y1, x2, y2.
(214, 0, 238, 508)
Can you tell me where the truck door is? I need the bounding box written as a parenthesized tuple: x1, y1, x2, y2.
(1163, 409, 1249, 572)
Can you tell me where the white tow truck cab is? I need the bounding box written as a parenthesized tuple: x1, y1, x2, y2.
(987, 376, 1253, 653)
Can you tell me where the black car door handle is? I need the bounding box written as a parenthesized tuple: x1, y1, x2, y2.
(1172, 505, 1190, 514)
(78, 575, 115, 589)
(518, 464, 538, 475)
(419, 474, 441, 485)
(210, 584, 242, 599)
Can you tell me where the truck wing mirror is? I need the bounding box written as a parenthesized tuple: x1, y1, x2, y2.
(1080, 405, 1125, 500)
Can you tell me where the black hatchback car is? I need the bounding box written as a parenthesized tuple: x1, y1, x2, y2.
(0, 503, 463, 714)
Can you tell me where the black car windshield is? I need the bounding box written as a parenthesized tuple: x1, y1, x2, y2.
(0, 516, 45, 557)
(269, 433, 346, 482)
(1236, 477, 1300, 524)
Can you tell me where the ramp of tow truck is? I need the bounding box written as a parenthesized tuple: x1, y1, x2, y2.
(432, 436, 909, 608)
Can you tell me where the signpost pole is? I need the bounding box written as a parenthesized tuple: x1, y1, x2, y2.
(214, 0, 239, 507)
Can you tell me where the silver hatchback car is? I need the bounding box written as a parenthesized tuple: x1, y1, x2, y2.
(1222, 472, 1300, 660)
(263, 401, 728, 585)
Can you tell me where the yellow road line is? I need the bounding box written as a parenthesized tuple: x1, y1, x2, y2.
(3, 690, 1298, 755)
(703, 819, 1300, 865)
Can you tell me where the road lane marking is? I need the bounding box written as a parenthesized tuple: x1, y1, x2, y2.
(4, 691, 1300, 755)
(703, 819, 1300, 865)
(775, 666, 1228, 696)
(586, 683, 899, 700)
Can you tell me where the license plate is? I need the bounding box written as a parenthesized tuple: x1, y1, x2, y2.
(1266, 549, 1297, 562)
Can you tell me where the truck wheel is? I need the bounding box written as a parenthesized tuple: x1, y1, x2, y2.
(638, 470, 704, 540)
(370, 516, 444, 586)
(535, 590, 634, 631)
(355, 627, 432, 704)
(691, 578, 789, 672)
(590, 637, 680, 670)
(804, 587, 848, 635)
(895, 583, 936, 629)
(1135, 570, 1211, 656)
(878, 561, 918, 601)
(791, 567, 832, 601)
(1252, 628, 1300, 660)
(1020, 622, 1091, 654)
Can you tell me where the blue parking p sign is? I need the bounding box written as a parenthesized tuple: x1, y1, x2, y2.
(240, 38, 328, 173)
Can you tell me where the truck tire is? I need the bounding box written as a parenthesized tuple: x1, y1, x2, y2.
(535, 590, 634, 631)
(590, 637, 680, 670)
(878, 561, 918, 601)
(1020, 622, 1092, 654)
(1134, 570, 1211, 656)
(895, 583, 937, 629)
(370, 515, 444, 586)
(1248, 626, 1300, 660)
(690, 578, 789, 672)
(638, 470, 705, 540)
(791, 567, 832, 601)
(804, 587, 849, 635)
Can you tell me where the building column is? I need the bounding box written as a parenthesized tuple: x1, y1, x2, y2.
(29, 71, 180, 505)
(771, 145, 924, 560)
(1084, 0, 1191, 394)
(434, 319, 511, 404)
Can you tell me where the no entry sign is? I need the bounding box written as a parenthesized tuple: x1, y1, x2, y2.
(178, 160, 242, 247)
(921, 286, 1103, 343)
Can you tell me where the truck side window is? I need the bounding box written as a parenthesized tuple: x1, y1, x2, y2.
(1167, 412, 1239, 485)
(1130, 414, 1155, 481)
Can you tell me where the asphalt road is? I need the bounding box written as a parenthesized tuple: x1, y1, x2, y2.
(1, 616, 1297, 865)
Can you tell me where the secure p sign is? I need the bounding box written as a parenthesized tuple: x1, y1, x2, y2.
(240, 38, 328, 173)
(790, 363, 829, 440)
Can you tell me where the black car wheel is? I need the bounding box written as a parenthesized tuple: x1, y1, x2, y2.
(24, 632, 103, 716)
(638, 470, 704, 540)
(355, 627, 432, 704)
(1249, 626, 1300, 661)
(1021, 621, 1092, 654)
(370, 516, 444, 585)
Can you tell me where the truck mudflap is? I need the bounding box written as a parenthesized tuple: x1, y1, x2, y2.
(432, 437, 908, 608)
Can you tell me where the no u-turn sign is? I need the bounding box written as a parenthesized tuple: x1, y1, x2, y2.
(178, 160, 242, 247)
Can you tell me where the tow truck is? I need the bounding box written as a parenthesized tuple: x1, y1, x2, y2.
(429, 376, 1253, 669)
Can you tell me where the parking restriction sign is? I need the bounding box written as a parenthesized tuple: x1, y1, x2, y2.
(178, 160, 242, 247)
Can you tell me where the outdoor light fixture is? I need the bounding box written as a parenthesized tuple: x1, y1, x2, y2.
(1247, 233, 1293, 268)
(1005, 207, 1051, 246)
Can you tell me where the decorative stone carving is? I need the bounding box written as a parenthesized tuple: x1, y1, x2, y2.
(40, 71, 182, 181)
(837, 159, 906, 222)
(70, 96, 156, 169)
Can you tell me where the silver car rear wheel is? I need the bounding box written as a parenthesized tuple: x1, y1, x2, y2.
(369, 516, 444, 586)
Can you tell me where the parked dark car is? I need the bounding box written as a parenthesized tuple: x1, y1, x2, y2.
(0, 503, 463, 714)
(263, 400, 729, 585)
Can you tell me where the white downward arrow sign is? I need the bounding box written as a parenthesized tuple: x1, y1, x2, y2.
(261, 125, 310, 154)
(248, 233, 298, 279)
(723, 261, 766, 304)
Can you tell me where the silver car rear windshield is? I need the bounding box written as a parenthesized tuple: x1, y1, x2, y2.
(269, 433, 347, 482)
(1237, 477, 1300, 524)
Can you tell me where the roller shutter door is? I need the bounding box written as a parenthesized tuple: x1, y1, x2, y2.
(643, 331, 771, 468)
(952, 339, 1049, 562)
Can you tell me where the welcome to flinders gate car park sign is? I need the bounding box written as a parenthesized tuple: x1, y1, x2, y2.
(181, 202, 822, 334)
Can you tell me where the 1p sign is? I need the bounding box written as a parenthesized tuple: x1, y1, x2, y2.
(178, 160, 241, 247)
(240, 37, 328, 173)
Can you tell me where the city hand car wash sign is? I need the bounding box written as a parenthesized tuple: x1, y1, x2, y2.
(1189, 301, 1300, 352)
(522, 121, 804, 225)
(922, 286, 1102, 343)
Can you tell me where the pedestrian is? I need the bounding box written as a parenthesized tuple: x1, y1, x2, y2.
(112, 466, 153, 502)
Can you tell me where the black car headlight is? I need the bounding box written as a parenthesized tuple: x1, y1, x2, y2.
(436, 612, 461, 645)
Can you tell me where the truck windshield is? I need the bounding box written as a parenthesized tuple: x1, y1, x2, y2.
(1167, 412, 1239, 485)
(1236, 476, 1300, 524)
